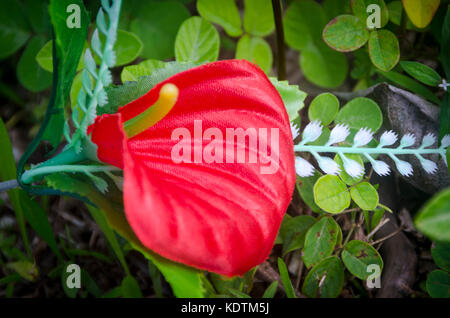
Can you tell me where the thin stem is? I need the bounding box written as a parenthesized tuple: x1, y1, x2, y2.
(366, 218, 390, 240)
(272, 0, 286, 80)
(371, 227, 403, 245)
(294, 144, 446, 156)
(21, 165, 120, 184)
(0, 179, 19, 192)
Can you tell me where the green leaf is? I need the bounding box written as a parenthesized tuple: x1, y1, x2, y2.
(20, 191, 63, 261)
(440, 92, 450, 141)
(0, 0, 30, 59)
(7, 261, 38, 282)
(402, 0, 440, 28)
(197, 0, 242, 37)
(269, 77, 307, 122)
(300, 41, 348, 88)
(236, 35, 273, 74)
(442, 7, 450, 78)
(17, 36, 52, 92)
(297, 172, 322, 212)
(368, 30, 400, 72)
(284, 0, 327, 51)
(228, 288, 251, 298)
(121, 276, 143, 298)
(415, 188, 450, 242)
(334, 154, 364, 185)
(36, 40, 85, 73)
(313, 175, 351, 214)
(323, 15, 369, 52)
(302, 256, 344, 298)
(23, 0, 50, 34)
(262, 281, 278, 298)
(280, 215, 316, 256)
(335, 97, 383, 132)
(112, 30, 143, 66)
(387, 1, 416, 29)
(308, 93, 339, 125)
(426, 270, 450, 298)
(121, 59, 166, 83)
(303, 217, 340, 267)
(399, 61, 441, 86)
(350, 182, 379, 210)
(323, 0, 352, 20)
(277, 258, 296, 298)
(377, 70, 440, 104)
(431, 242, 450, 272)
(243, 0, 274, 37)
(175, 16, 220, 64)
(351, 0, 389, 28)
(45, 0, 89, 148)
(45, 173, 206, 298)
(341, 240, 383, 280)
(130, 0, 190, 60)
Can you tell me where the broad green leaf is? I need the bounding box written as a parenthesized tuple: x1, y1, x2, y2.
(334, 154, 364, 185)
(121, 59, 166, 83)
(302, 256, 344, 298)
(297, 173, 322, 212)
(262, 281, 278, 298)
(323, 15, 369, 52)
(341, 240, 383, 279)
(335, 97, 383, 132)
(20, 191, 63, 261)
(243, 0, 274, 37)
(23, 0, 50, 34)
(36, 40, 85, 72)
(130, 0, 190, 60)
(426, 269, 450, 298)
(121, 276, 143, 298)
(197, 0, 242, 37)
(235, 35, 273, 74)
(7, 261, 38, 282)
(402, 0, 440, 28)
(308, 93, 339, 125)
(400, 61, 441, 86)
(17, 36, 52, 92)
(368, 30, 400, 72)
(46, 0, 89, 148)
(269, 77, 307, 121)
(111, 30, 143, 67)
(300, 41, 348, 88)
(175, 16, 219, 64)
(441, 7, 450, 78)
(277, 258, 296, 298)
(431, 242, 450, 271)
(0, 0, 30, 59)
(280, 215, 316, 256)
(415, 187, 450, 242)
(284, 0, 327, 51)
(313, 175, 351, 214)
(303, 217, 340, 267)
(351, 0, 390, 28)
(0, 118, 30, 256)
(45, 173, 206, 298)
(387, 1, 417, 29)
(377, 70, 441, 104)
(350, 182, 379, 210)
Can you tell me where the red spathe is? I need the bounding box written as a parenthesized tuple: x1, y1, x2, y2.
(90, 60, 296, 276)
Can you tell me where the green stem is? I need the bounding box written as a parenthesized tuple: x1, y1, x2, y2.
(294, 144, 446, 156)
(21, 165, 119, 184)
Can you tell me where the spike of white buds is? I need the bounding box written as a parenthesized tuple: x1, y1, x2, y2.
(400, 133, 416, 148)
(301, 120, 323, 144)
(327, 124, 350, 145)
(379, 130, 398, 147)
(353, 128, 373, 147)
(295, 157, 315, 177)
(421, 133, 436, 148)
(339, 154, 364, 178)
(291, 123, 300, 140)
(441, 135, 450, 148)
(395, 159, 413, 177)
(420, 158, 438, 174)
(371, 160, 391, 176)
(317, 156, 340, 175)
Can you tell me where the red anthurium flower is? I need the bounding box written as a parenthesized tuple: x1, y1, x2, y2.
(90, 60, 296, 276)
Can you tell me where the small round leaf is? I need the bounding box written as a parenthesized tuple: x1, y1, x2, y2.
(302, 256, 344, 298)
(314, 175, 351, 214)
(335, 97, 383, 132)
(368, 29, 400, 72)
(341, 240, 383, 280)
(197, 0, 242, 37)
(236, 35, 273, 74)
(308, 93, 340, 125)
(350, 182, 379, 210)
(323, 15, 369, 52)
(426, 270, 450, 298)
